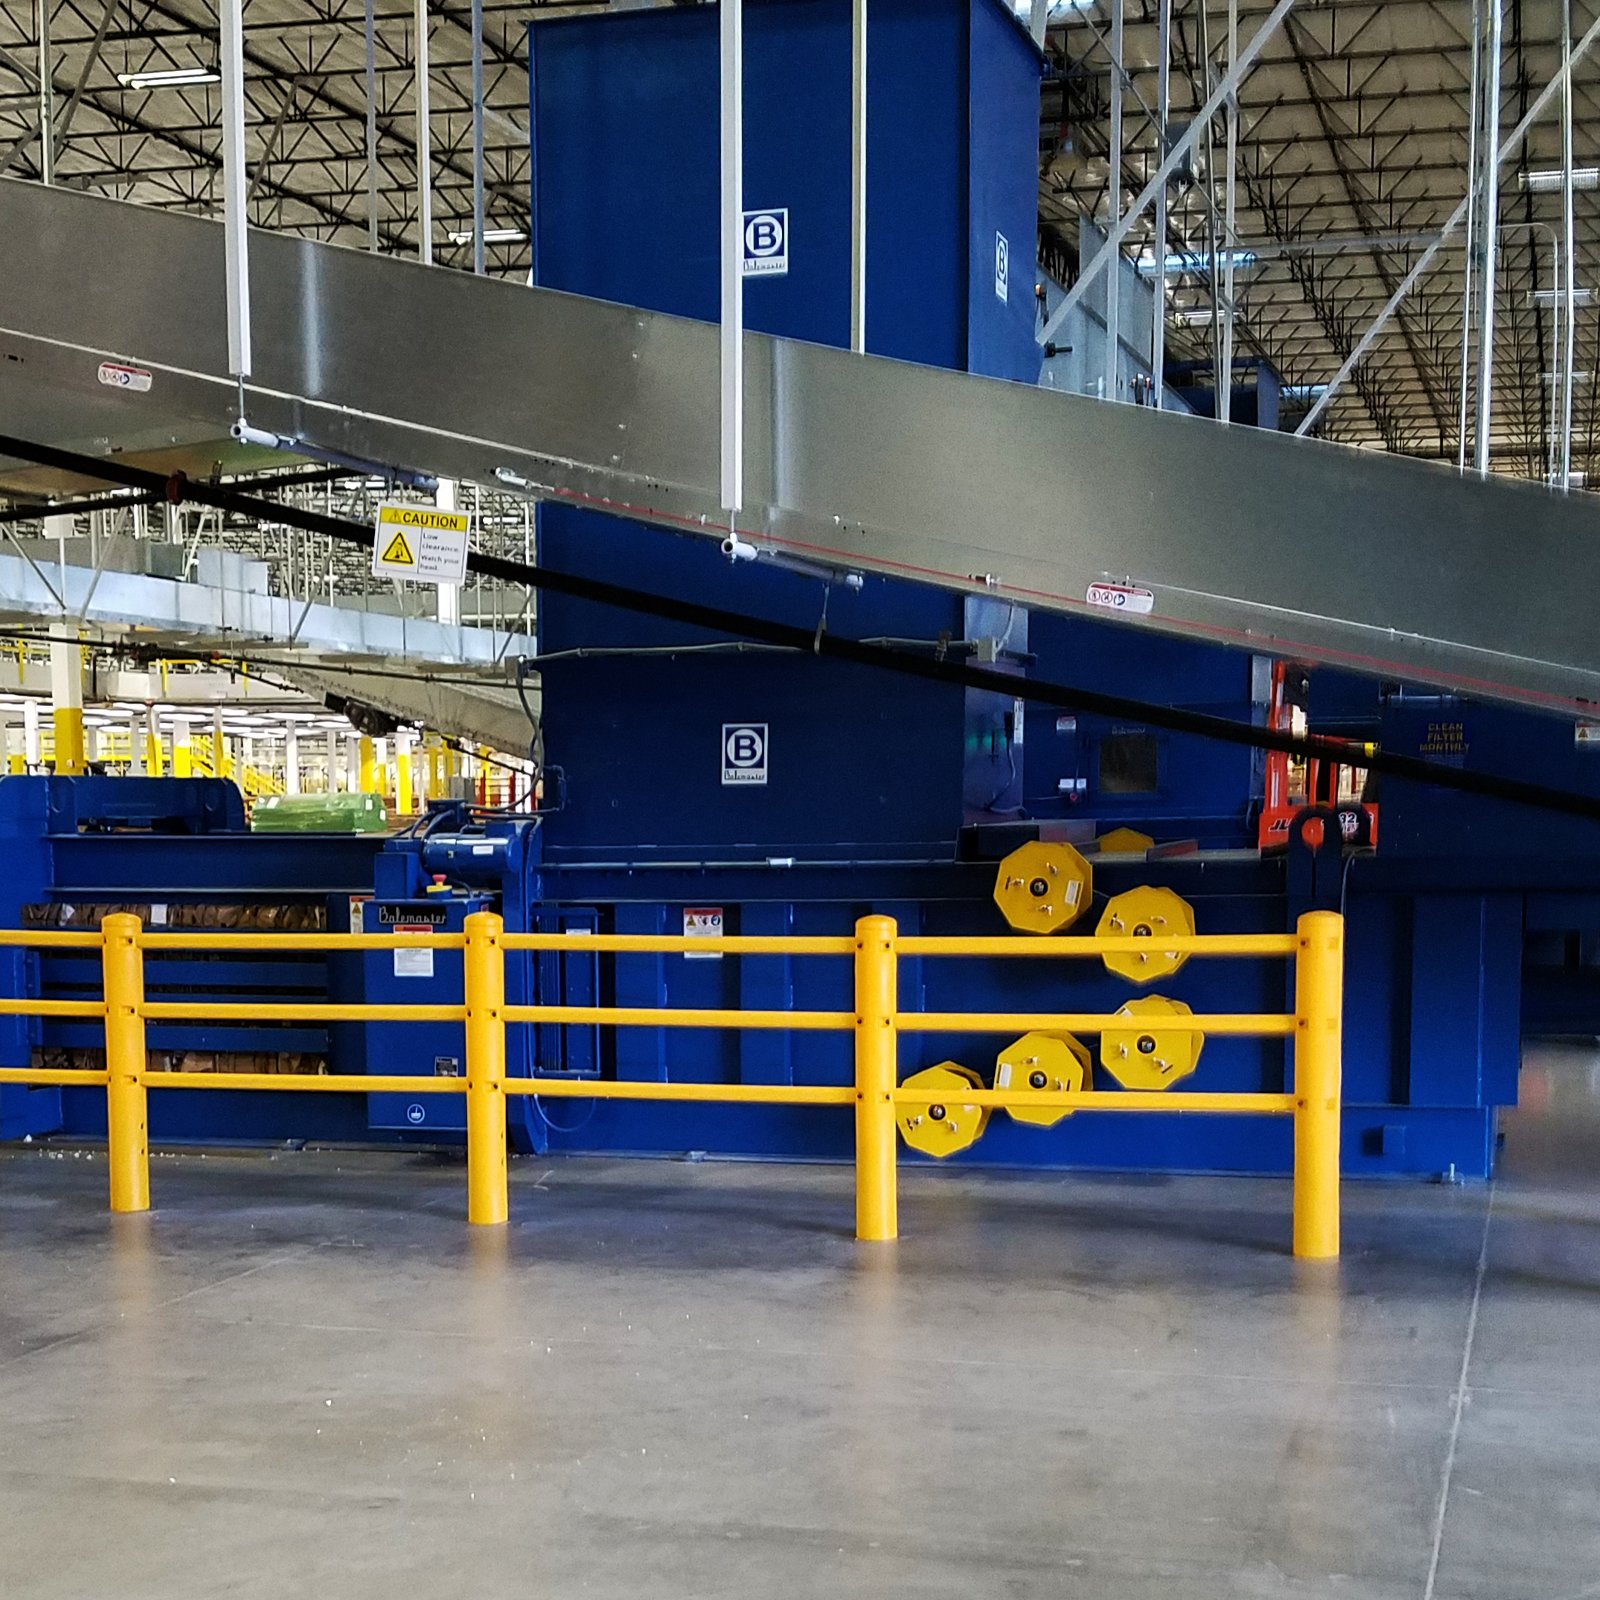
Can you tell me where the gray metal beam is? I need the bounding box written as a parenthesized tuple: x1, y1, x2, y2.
(2, 180, 1600, 714)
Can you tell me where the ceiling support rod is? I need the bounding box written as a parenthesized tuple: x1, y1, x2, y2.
(720, 0, 744, 517)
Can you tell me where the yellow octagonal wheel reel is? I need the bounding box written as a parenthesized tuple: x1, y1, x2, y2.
(995, 1031, 1090, 1128)
(1097, 826, 1154, 854)
(1097, 885, 1196, 985)
(1100, 995, 1204, 1091)
(897, 1062, 989, 1158)
(993, 840, 1093, 934)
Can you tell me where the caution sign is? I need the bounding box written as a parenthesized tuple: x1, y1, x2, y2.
(371, 501, 470, 584)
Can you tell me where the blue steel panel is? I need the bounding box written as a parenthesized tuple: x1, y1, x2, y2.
(530, 0, 985, 368)
(965, 0, 1043, 383)
(1380, 698, 1600, 859)
(1406, 894, 1522, 1110)
(739, 903, 795, 1086)
(1024, 613, 1259, 841)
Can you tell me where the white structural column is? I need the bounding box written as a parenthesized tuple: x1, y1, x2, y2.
(1473, 0, 1504, 478)
(285, 725, 301, 794)
(22, 698, 40, 769)
(346, 734, 361, 793)
(720, 0, 744, 514)
(850, 0, 867, 353)
(171, 716, 193, 778)
(436, 479, 461, 625)
(394, 729, 415, 813)
(144, 703, 162, 776)
(47, 618, 83, 776)
(326, 729, 342, 792)
(415, 0, 433, 264)
(1104, 0, 1124, 401)
(221, 0, 251, 380)
(126, 710, 144, 776)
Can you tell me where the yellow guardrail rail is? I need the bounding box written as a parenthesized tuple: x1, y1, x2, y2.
(0, 910, 1345, 1257)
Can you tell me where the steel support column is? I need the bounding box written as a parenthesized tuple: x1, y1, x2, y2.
(416, 0, 433, 264)
(1473, 0, 1504, 478)
(1104, 0, 1124, 402)
(220, 0, 251, 380)
(1150, 0, 1172, 406)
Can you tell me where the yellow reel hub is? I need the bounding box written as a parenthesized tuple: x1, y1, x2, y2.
(1097, 885, 1196, 985)
(1097, 827, 1154, 854)
(1100, 995, 1204, 1091)
(993, 840, 1093, 934)
(995, 1031, 1090, 1128)
(897, 1062, 989, 1158)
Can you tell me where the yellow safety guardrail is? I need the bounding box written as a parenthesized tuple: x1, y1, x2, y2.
(0, 910, 1345, 1257)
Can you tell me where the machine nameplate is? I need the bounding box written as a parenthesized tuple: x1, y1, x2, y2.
(377, 904, 448, 926)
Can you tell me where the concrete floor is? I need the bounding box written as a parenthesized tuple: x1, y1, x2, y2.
(3, 1051, 1600, 1599)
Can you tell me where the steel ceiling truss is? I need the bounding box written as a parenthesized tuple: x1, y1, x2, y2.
(1042, 0, 1600, 479)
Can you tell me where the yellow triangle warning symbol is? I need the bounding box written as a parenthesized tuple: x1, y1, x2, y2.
(381, 530, 416, 566)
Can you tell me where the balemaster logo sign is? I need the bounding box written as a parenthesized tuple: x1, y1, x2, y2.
(371, 501, 471, 584)
(722, 724, 768, 785)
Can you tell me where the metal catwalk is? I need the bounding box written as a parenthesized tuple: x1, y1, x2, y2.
(0, 178, 1596, 713)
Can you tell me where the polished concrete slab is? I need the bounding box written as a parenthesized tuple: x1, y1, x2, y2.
(1, 1047, 1598, 1599)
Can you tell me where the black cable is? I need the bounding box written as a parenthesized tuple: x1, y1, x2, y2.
(4, 429, 1600, 822)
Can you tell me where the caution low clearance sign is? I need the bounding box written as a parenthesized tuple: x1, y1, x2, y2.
(371, 502, 471, 585)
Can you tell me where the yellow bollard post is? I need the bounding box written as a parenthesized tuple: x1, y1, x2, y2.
(358, 736, 377, 796)
(1292, 910, 1344, 1259)
(464, 910, 509, 1226)
(100, 912, 150, 1213)
(854, 913, 899, 1242)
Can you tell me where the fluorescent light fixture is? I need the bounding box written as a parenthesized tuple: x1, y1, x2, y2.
(1530, 286, 1596, 305)
(447, 227, 525, 244)
(1282, 384, 1330, 401)
(1136, 249, 1257, 276)
(116, 66, 220, 88)
(1171, 305, 1220, 325)
(1541, 371, 1593, 385)
(1522, 167, 1600, 192)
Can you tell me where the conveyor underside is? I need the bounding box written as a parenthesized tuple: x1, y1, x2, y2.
(0, 180, 1595, 712)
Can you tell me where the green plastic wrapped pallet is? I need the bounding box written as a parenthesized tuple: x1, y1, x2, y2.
(250, 793, 389, 834)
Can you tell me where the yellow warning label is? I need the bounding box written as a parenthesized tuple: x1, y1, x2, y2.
(381, 530, 416, 567)
(372, 499, 470, 584)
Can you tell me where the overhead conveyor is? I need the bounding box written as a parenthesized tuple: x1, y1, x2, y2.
(0, 180, 1597, 714)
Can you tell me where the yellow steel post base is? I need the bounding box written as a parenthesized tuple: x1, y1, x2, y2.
(464, 911, 509, 1226)
(100, 913, 149, 1213)
(1293, 911, 1344, 1259)
(854, 914, 899, 1241)
(51, 707, 85, 777)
